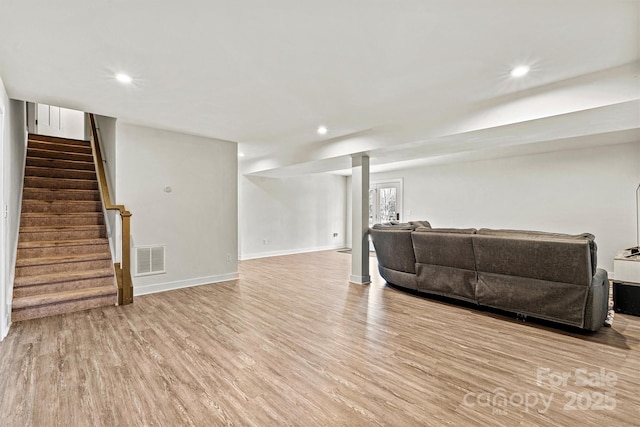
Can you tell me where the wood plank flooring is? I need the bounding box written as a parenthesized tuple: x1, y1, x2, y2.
(0, 250, 638, 426)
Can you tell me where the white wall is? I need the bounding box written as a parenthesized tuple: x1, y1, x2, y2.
(95, 115, 117, 192)
(239, 174, 347, 259)
(366, 142, 640, 273)
(0, 79, 7, 340)
(94, 115, 119, 261)
(0, 76, 27, 340)
(59, 107, 85, 140)
(115, 123, 238, 295)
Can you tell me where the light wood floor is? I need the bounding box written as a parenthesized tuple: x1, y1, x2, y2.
(1, 250, 638, 426)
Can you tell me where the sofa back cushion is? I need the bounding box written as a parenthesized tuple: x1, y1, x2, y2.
(412, 228, 477, 269)
(371, 223, 415, 230)
(476, 228, 598, 280)
(411, 228, 478, 301)
(369, 227, 417, 274)
(409, 220, 432, 229)
(472, 229, 595, 328)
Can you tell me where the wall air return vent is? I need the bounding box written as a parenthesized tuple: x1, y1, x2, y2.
(135, 245, 166, 276)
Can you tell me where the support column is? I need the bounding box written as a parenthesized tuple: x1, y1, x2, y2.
(350, 155, 370, 284)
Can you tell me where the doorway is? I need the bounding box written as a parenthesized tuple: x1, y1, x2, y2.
(369, 180, 403, 227)
(368, 180, 403, 250)
(35, 104, 85, 139)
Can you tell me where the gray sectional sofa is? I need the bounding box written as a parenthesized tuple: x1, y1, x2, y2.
(370, 222, 609, 331)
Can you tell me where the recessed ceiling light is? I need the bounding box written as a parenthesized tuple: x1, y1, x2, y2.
(317, 126, 328, 135)
(510, 65, 530, 78)
(238, 152, 245, 157)
(115, 73, 133, 84)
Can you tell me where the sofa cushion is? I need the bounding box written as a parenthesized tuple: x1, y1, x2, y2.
(412, 230, 477, 268)
(472, 233, 593, 287)
(411, 228, 478, 301)
(475, 273, 589, 328)
(372, 223, 415, 230)
(409, 220, 432, 228)
(414, 227, 477, 234)
(477, 229, 597, 276)
(369, 228, 417, 273)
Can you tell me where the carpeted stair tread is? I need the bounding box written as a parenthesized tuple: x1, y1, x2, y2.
(16, 252, 112, 267)
(25, 165, 97, 180)
(15, 253, 113, 280)
(27, 146, 93, 162)
(11, 292, 116, 322)
(12, 286, 116, 310)
(26, 156, 96, 171)
(21, 212, 104, 218)
(17, 224, 106, 242)
(22, 199, 101, 204)
(20, 212, 104, 227)
(21, 199, 102, 213)
(23, 187, 101, 201)
(28, 134, 90, 145)
(21, 211, 103, 219)
(23, 176, 98, 190)
(14, 268, 114, 287)
(19, 225, 105, 232)
(18, 238, 109, 249)
(27, 140, 93, 155)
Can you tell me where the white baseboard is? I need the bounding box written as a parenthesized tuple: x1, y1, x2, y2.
(0, 315, 10, 341)
(240, 244, 347, 261)
(349, 274, 371, 285)
(133, 272, 239, 296)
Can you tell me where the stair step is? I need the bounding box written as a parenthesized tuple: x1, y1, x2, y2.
(23, 176, 98, 190)
(14, 267, 114, 287)
(27, 146, 93, 162)
(12, 286, 116, 322)
(28, 140, 93, 155)
(14, 269, 115, 297)
(18, 225, 107, 242)
(17, 238, 111, 258)
(23, 187, 101, 201)
(20, 212, 104, 227)
(29, 134, 90, 146)
(26, 156, 95, 171)
(22, 199, 102, 213)
(16, 252, 112, 267)
(25, 165, 96, 180)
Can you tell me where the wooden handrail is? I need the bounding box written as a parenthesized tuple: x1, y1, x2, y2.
(88, 114, 133, 305)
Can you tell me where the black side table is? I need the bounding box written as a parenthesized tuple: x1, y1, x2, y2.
(613, 281, 640, 316)
(613, 255, 640, 316)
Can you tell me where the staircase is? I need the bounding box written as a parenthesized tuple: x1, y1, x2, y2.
(12, 134, 117, 322)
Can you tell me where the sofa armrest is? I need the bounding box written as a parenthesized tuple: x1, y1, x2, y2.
(583, 268, 609, 331)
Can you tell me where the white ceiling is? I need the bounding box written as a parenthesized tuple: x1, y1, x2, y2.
(1, 0, 639, 176)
